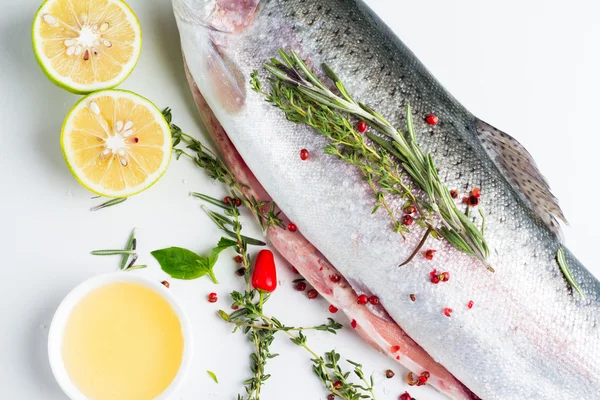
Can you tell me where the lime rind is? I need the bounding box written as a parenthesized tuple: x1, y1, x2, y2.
(32, 0, 142, 94)
(61, 89, 172, 198)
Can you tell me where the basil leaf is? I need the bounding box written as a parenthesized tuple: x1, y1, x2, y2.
(151, 247, 206, 280)
(204, 238, 238, 284)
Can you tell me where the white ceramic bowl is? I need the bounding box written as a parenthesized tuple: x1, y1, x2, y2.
(48, 272, 193, 400)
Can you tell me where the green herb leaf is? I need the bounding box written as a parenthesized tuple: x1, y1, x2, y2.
(151, 247, 206, 280)
(207, 370, 219, 384)
(90, 197, 127, 212)
(557, 248, 584, 299)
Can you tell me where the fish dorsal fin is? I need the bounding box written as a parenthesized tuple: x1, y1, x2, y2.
(475, 119, 566, 235)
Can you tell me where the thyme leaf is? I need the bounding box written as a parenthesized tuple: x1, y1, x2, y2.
(207, 370, 219, 384)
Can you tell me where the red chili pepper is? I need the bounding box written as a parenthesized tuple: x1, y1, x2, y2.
(444, 307, 453, 317)
(329, 305, 338, 313)
(351, 319, 357, 328)
(468, 300, 474, 309)
(251, 250, 277, 293)
(391, 345, 400, 353)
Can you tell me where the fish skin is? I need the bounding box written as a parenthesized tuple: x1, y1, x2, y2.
(174, 0, 600, 398)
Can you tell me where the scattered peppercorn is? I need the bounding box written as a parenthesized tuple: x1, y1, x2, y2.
(287, 222, 297, 232)
(357, 120, 367, 133)
(468, 195, 479, 206)
(161, 280, 170, 288)
(385, 369, 395, 379)
(329, 305, 338, 313)
(329, 274, 341, 283)
(424, 249, 436, 260)
(468, 300, 474, 309)
(357, 294, 368, 305)
(333, 381, 342, 388)
(307, 289, 318, 299)
(425, 114, 439, 125)
(231, 305, 239, 310)
(208, 292, 218, 303)
(410, 293, 416, 302)
(471, 187, 481, 198)
(444, 307, 453, 317)
(234, 255, 243, 263)
(351, 319, 357, 328)
(292, 266, 299, 274)
(328, 395, 335, 400)
(462, 196, 468, 204)
(391, 345, 400, 353)
(404, 205, 416, 214)
(300, 148, 309, 160)
(236, 267, 246, 276)
(223, 196, 232, 205)
(232, 197, 242, 207)
(295, 282, 307, 291)
(406, 372, 418, 386)
(431, 276, 440, 284)
(402, 215, 413, 226)
(399, 392, 414, 400)
(430, 269, 437, 277)
(450, 189, 459, 199)
(368, 295, 380, 306)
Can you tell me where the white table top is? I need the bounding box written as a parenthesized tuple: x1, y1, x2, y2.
(2, 0, 599, 399)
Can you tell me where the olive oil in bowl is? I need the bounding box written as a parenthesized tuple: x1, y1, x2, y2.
(49, 274, 192, 400)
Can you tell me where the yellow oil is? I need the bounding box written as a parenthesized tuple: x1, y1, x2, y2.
(62, 282, 184, 400)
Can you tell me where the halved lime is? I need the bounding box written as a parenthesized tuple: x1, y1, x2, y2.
(32, 0, 142, 94)
(61, 90, 171, 197)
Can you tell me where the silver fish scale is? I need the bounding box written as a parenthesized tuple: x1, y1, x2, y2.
(176, 0, 600, 398)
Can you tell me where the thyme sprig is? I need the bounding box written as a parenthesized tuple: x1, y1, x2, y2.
(218, 290, 377, 400)
(311, 350, 377, 400)
(163, 108, 284, 232)
(252, 50, 490, 268)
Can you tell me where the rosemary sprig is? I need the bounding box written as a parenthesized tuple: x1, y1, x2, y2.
(252, 50, 490, 268)
(90, 228, 146, 271)
(163, 108, 285, 232)
(90, 197, 127, 211)
(556, 248, 584, 299)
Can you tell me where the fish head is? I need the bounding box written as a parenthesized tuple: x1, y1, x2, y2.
(173, 0, 260, 32)
(173, 0, 262, 114)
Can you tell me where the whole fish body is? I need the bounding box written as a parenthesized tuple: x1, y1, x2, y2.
(173, 0, 600, 398)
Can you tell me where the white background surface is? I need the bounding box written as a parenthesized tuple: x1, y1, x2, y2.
(1, 0, 599, 399)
